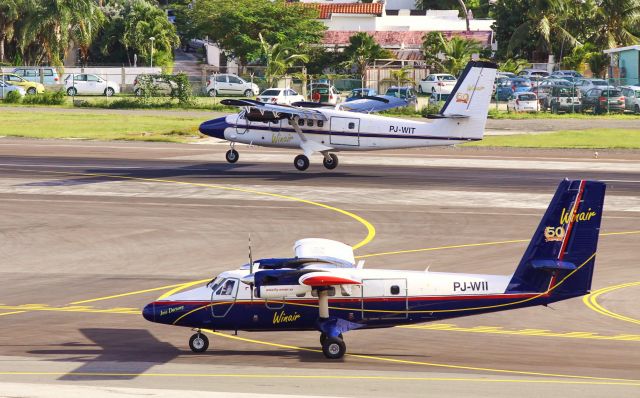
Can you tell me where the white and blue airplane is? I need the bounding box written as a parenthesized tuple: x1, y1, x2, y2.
(143, 179, 606, 359)
(199, 61, 498, 171)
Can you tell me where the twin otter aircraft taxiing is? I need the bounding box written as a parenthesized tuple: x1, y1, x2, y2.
(199, 61, 497, 171)
(143, 179, 606, 359)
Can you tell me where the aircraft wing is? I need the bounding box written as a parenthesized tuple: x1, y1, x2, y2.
(220, 99, 327, 121)
(337, 95, 410, 113)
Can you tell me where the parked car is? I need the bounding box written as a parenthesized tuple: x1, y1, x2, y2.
(64, 74, 120, 96)
(548, 86, 582, 113)
(133, 74, 177, 96)
(205, 74, 259, 97)
(620, 86, 640, 114)
(0, 80, 26, 98)
(418, 73, 457, 95)
(581, 88, 625, 114)
(385, 86, 418, 105)
(529, 75, 545, 88)
(0, 73, 44, 95)
(576, 78, 610, 95)
(346, 88, 377, 102)
(257, 88, 304, 105)
(507, 92, 539, 112)
(496, 72, 516, 79)
(518, 69, 550, 78)
(308, 83, 340, 104)
(550, 70, 583, 79)
(13, 67, 60, 85)
(538, 78, 573, 87)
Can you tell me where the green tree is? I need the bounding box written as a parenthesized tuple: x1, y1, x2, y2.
(422, 31, 445, 72)
(590, 0, 640, 49)
(342, 32, 393, 83)
(499, 58, 530, 74)
(438, 34, 482, 76)
(0, 0, 21, 63)
(507, 0, 580, 61)
(259, 32, 309, 87)
(588, 52, 609, 78)
(188, 0, 325, 64)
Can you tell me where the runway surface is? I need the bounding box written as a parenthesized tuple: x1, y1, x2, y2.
(0, 138, 639, 397)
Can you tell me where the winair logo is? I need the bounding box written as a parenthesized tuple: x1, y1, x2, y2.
(456, 93, 469, 104)
(559, 208, 597, 224)
(159, 306, 184, 316)
(272, 310, 301, 324)
(272, 133, 294, 144)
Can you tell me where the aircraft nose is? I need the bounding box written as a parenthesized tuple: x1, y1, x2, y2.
(199, 116, 229, 139)
(142, 302, 155, 322)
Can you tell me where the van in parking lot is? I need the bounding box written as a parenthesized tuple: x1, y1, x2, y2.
(13, 67, 60, 85)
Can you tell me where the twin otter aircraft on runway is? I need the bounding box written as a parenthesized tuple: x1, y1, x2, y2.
(143, 179, 606, 359)
(199, 61, 497, 171)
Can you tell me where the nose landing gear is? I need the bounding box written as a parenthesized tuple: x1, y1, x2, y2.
(189, 330, 210, 353)
(225, 149, 239, 163)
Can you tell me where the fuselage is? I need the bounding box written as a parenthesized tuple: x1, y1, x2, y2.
(142, 267, 564, 332)
(200, 107, 481, 152)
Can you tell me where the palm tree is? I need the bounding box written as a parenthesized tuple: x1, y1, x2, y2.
(341, 32, 393, 84)
(508, 0, 579, 60)
(382, 66, 415, 88)
(590, 0, 640, 49)
(259, 32, 309, 87)
(0, 0, 21, 63)
(439, 34, 482, 76)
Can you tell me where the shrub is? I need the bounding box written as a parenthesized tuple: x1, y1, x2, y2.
(22, 90, 65, 105)
(3, 90, 22, 103)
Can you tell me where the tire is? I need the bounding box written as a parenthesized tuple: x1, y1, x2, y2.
(294, 154, 309, 171)
(506, 105, 510, 112)
(551, 103, 559, 114)
(322, 337, 346, 359)
(244, 89, 253, 97)
(208, 89, 217, 97)
(322, 153, 338, 170)
(189, 333, 209, 353)
(134, 88, 143, 96)
(66, 87, 77, 96)
(225, 149, 239, 163)
(320, 332, 343, 345)
(635, 105, 640, 114)
(27, 87, 37, 95)
(105, 87, 115, 97)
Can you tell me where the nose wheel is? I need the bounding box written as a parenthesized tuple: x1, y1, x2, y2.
(225, 149, 239, 163)
(189, 332, 209, 353)
(294, 154, 310, 171)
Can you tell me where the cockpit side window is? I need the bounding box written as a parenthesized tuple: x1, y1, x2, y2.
(215, 279, 236, 296)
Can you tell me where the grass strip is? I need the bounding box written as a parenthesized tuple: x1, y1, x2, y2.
(465, 129, 640, 149)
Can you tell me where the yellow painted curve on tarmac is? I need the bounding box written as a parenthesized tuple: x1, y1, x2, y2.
(583, 282, 640, 326)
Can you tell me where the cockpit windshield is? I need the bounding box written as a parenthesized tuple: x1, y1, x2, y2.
(207, 276, 224, 291)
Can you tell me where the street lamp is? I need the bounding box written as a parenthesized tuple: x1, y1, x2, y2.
(149, 36, 156, 67)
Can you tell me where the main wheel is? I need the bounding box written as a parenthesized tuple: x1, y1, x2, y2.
(66, 87, 77, 96)
(294, 154, 309, 171)
(225, 149, 239, 163)
(322, 336, 346, 359)
(322, 153, 338, 170)
(189, 333, 209, 353)
(105, 87, 115, 97)
(551, 103, 559, 114)
(244, 89, 253, 97)
(208, 89, 218, 97)
(27, 87, 37, 95)
(635, 105, 640, 114)
(320, 332, 343, 345)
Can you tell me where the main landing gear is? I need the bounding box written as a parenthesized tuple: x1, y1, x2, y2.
(189, 330, 209, 353)
(293, 153, 339, 171)
(316, 288, 350, 359)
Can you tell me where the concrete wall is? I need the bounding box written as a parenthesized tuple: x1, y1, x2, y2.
(324, 14, 494, 32)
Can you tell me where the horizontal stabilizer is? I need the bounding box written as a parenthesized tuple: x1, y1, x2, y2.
(425, 113, 470, 119)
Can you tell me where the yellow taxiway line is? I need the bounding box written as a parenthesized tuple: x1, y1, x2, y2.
(583, 282, 640, 325)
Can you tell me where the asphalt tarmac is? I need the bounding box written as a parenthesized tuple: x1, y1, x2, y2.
(0, 138, 639, 397)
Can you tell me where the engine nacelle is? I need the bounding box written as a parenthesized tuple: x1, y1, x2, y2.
(294, 238, 355, 266)
(259, 284, 311, 299)
(253, 269, 312, 299)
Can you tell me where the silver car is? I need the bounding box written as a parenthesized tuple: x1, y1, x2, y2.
(621, 86, 640, 113)
(576, 78, 610, 95)
(205, 74, 259, 97)
(0, 81, 26, 98)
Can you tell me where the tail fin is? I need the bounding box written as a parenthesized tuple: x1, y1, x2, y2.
(437, 61, 497, 140)
(506, 179, 606, 298)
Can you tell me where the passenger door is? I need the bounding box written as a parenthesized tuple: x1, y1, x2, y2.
(227, 75, 245, 95)
(86, 74, 102, 94)
(329, 116, 360, 146)
(214, 75, 230, 94)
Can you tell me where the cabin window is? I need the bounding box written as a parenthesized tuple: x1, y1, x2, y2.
(390, 285, 400, 295)
(348, 122, 355, 129)
(298, 119, 305, 126)
(307, 119, 314, 127)
(318, 121, 324, 128)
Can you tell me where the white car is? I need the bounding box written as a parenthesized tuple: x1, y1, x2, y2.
(0, 81, 26, 98)
(518, 69, 550, 78)
(257, 88, 304, 105)
(507, 92, 539, 112)
(621, 86, 640, 114)
(65, 74, 120, 96)
(418, 74, 457, 95)
(205, 74, 259, 97)
(575, 78, 610, 95)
